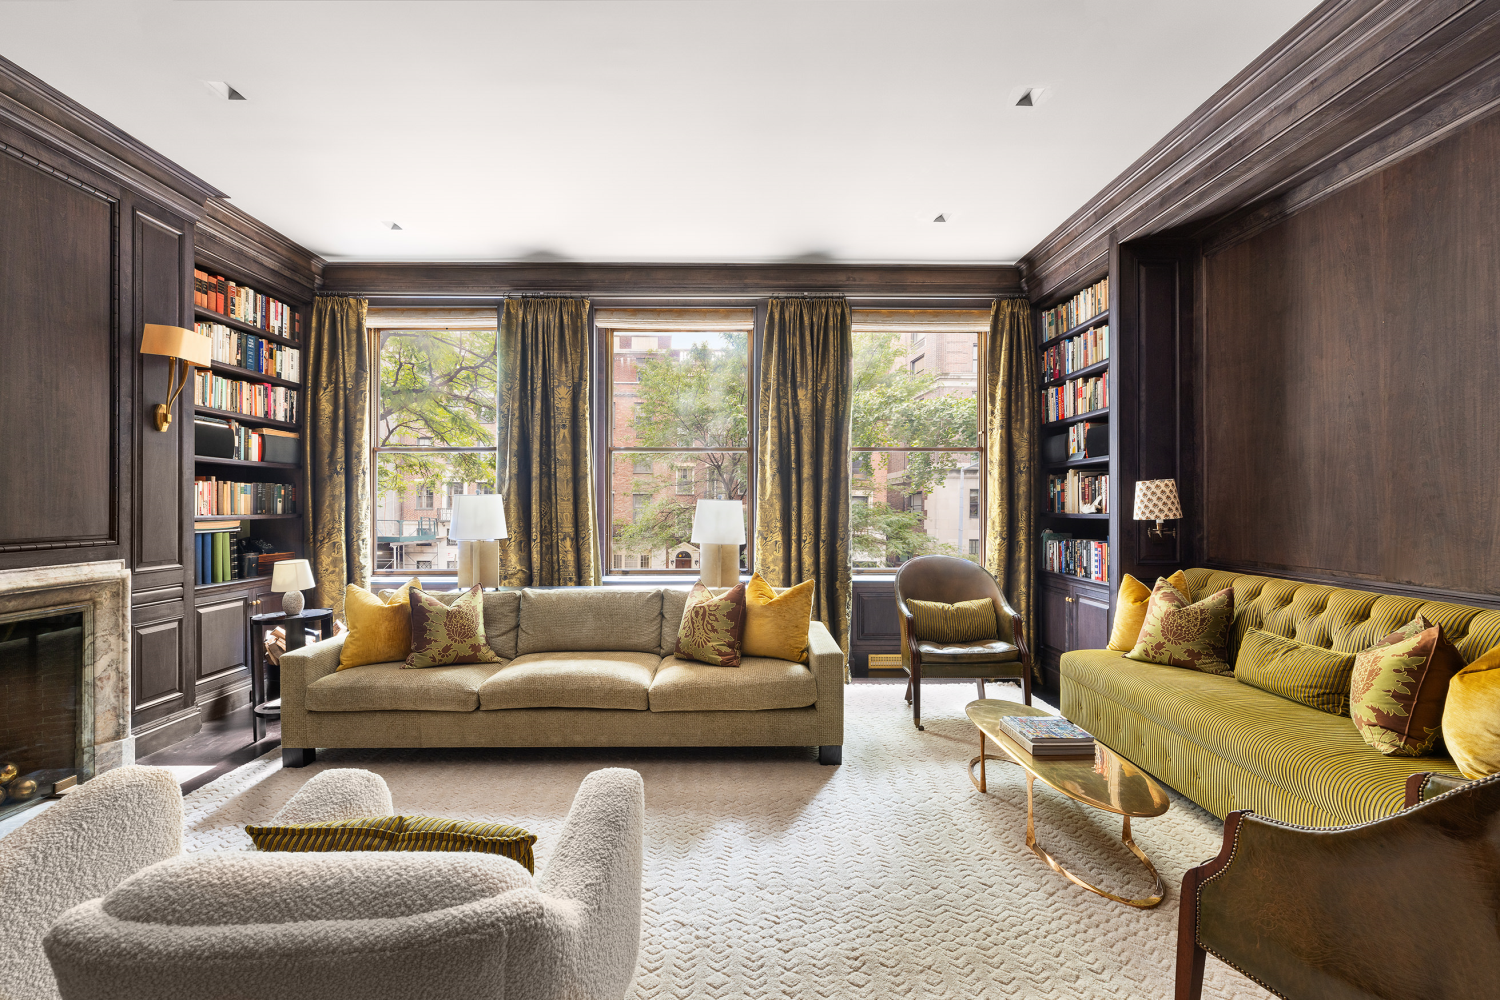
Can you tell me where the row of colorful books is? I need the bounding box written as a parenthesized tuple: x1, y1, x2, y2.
(1044, 373, 1108, 423)
(1068, 421, 1107, 459)
(194, 372, 298, 424)
(1039, 277, 1108, 341)
(1042, 325, 1108, 380)
(196, 322, 300, 382)
(1048, 470, 1108, 514)
(194, 524, 240, 585)
(193, 478, 298, 517)
(1041, 531, 1109, 582)
(194, 269, 300, 340)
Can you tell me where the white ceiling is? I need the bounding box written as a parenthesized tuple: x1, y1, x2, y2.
(2, 0, 1323, 264)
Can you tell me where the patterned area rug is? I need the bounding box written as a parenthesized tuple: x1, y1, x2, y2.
(182, 684, 1272, 999)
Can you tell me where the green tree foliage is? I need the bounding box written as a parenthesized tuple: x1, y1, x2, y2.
(376, 330, 498, 507)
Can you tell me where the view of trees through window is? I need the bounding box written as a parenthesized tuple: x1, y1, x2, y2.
(372, 328, 498, 573)
(607, 327, 750, 573)
(851, 324, 983, 569)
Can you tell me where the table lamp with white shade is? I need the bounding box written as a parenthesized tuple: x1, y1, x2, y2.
(270, 558, 316, 616)
(450, 494, 508, 589)
(691, 500, 745, 588)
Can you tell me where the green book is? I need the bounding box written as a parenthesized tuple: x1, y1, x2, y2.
(214, 531, 227, 583)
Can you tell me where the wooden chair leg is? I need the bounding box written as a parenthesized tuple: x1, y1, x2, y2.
(1176, 868, 1206, 1000)
(912, 665, 924, 731)
(904, 675, 913, 704)
(976, 679, 986, 699)
(1022, 665, 1032, 706)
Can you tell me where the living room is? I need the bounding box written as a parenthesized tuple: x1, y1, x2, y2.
(3, 2, 1498, 998)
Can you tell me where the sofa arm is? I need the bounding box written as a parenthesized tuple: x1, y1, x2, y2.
(0, 766, 182, 994)
(535, 768, 645, 1000)
(1404, 771, 1470, 806)
(278, 633, 345, 747)
(808, 619, 846, 692)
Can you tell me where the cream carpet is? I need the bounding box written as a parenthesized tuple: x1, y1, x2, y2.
(181, 684, 1272, 1000)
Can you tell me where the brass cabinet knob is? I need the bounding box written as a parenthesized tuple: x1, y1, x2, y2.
(1065, 596, 1075, 603)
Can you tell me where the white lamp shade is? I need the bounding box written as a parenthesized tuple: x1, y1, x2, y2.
(1133, 479, 1183, 521)
(450, 494, 508, 541)
(270, 558, 315, 593)
(690, 500, 746, 545)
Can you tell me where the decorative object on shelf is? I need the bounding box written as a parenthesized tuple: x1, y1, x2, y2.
(691, 499, 745, 588)
(140, 323, 212, 431)
(1133, 479, 1182, 538)
(271, 558, 315, 615)
(450, 494, 508, 589)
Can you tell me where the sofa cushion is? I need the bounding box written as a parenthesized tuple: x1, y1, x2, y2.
(517, 588, 662, 655)
(675, 581, 747, 667)
(742, 574, 814, 662)
(1061, 647, 1461, 823)
(649, 655, 817, 712)
(341, 578, 422, 669)
(1126, 579, 1234, 675)
(917, 638, 1019, 664)
(378, 589, 520, 660)
(1107, 571, 1188, 651)
(406, 585, 503, 669)
(661, 587, 691, 655)
(306, 661, 505, 712)
(1443, 643, 1500, 778)
(1234, 627, 1356, 716)
(479, 651, 658, 710)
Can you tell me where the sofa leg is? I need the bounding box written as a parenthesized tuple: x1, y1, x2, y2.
(976, 679, 986, 699)
(282, 747, 316, 768)
(818, 745, 842, 765)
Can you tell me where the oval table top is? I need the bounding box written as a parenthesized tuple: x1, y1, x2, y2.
(965, 700, 1171, 819)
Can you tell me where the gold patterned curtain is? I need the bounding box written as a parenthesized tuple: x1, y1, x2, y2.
(496, 296, 599, 587)
(983, 297, 1039, 678)
(755, 296, 853, 664)
(305, 294, 372, 621)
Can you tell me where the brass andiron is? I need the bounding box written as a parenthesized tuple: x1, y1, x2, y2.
(0, 761, 16, 786)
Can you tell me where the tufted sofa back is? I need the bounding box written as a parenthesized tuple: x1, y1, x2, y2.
(1182, 568, 1500, 666)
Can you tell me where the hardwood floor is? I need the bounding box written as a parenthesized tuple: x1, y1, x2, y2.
(138, 705, 279, 795)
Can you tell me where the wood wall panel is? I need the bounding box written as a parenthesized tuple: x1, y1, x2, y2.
(1200, 111, 1500, 596)
(0, 151, 115, 552)
(132, 605, 184, 714)
(134, 211, 186, 570)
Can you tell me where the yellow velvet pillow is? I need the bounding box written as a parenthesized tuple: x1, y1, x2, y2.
(338, 578, 421, 670)
(1442, 644, 1500, 778)
(742, 573, 814, 662)
(1107, 570, 1188, 651)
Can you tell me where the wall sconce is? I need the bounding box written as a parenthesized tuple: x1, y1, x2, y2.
(1133, 479, 1182, 539)
(139, 324, 212, 432)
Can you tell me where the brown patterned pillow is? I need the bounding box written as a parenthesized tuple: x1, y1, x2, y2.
(1125, 577, 1234, 675)
(405, 585, 503, 669)
(1350, 619, 1462, 756)
(675, 581, 746, 667)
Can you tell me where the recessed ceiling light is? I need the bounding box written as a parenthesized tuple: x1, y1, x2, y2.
(1016, 90, 1034, 107)
(203, 81, 246, 101)
(380, 221, 403, 231)
(932, 214, 948, 223)
(1009, 84, 1049, 108)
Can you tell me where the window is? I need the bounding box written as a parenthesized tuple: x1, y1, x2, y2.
(851, 316, 985, 570)
(371, 326, 498, 576)
(603, 309, 754, 574)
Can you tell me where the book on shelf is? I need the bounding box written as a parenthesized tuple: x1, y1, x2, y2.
(194, 477, 298, 517)
(1043, 324, 1108, 380)
(193, 268, 300, 340)
(196, 321, 300, 382)
(1044, 372, 1108, 423)
(1048, 470, 1108, 514)
(1067, 421, 1107, 460)
(1039, 277, 1108, 341)
(194, 416, 299, 464)
(996, 716, 1096, 758)
(194, 524, 241, 586)
(1041, 531, 1109, 583)
(193, 371, 298, 423)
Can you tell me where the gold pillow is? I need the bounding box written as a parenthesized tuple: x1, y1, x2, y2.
(742, 573, 814, 662)
(245, 815, 536, 873)
(1444, 645, 1500, 778)
(338, 578, 421, 670)
(907, 598, 998, 643)
(1107, 570, 1188, 652)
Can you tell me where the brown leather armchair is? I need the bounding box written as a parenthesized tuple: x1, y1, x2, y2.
(893, 554, 1031, 730)
(1177, 771, 1497, 1000)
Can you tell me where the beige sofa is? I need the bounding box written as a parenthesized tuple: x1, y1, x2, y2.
(279, 586, 845, 766)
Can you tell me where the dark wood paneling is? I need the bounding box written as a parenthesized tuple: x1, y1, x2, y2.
(1020, 0, 1500, 302)
(848, 579, 901, 676)
(134, 210, 186, 570)
(0, 150, 116, 554)
(320, 261, 1020, 300)
(195, 199, 322, 303)
(1199, 110, 1500, 597)
(1074, 592, 1110, 651)
(132, 600, 185, 716)
(196, 598, 249, 687)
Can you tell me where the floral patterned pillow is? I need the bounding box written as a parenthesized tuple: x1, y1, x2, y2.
(405, 585, 503, 669)
(1125, 577, 1235, 675)
(675, 581, 747, 667)
(1350, 618, 1461, 756)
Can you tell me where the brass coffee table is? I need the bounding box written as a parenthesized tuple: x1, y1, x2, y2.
(966, 700, 1171, 908)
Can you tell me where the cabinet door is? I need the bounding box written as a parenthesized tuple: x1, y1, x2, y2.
(1038, 581, 1072, 659)
(196, 597, 249, 691)
(1073, 590, 1111, 651)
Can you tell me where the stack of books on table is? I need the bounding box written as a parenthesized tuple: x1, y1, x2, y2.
(997, 716, 1097, 758)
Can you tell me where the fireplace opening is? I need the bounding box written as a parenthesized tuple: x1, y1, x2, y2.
(1, 608, 83, 820)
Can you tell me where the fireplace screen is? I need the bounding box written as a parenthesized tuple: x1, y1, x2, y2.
(1, 608, 83, 820)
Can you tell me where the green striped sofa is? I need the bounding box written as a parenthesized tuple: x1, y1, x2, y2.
(1060, 568, 1481, 827)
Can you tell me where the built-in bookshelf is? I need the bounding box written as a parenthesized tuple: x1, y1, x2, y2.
(191, 264, 307, 590)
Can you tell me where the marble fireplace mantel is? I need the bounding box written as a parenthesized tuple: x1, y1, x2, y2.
(0, 560, 132, 775)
